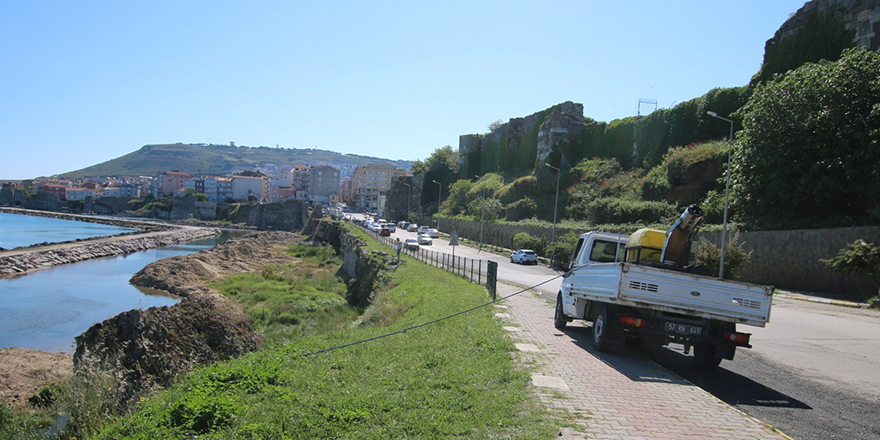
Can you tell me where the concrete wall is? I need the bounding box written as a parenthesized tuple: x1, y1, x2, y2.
(698, 227, 880, 297)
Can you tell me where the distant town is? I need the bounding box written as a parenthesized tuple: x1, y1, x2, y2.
(1, 160, 409, 215)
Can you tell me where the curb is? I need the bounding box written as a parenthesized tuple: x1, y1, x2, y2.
(773, 291, 870, 309)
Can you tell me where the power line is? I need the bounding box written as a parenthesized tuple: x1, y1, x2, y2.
(301, 273, 566, 357)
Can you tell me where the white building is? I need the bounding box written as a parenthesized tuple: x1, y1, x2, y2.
(232, 175, 267, 202)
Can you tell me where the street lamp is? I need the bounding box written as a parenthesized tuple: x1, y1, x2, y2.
(402, 182, 411, 222)
(432, 180, 441, 231)
(707, 111, 734, 279)
(544, 163, 561, 250)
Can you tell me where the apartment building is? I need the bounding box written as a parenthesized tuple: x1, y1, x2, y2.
(308, 165, 340, 203)
(351, 162, 406, 210)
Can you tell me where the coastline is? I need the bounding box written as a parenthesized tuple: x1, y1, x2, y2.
(0, 207, 221, 278)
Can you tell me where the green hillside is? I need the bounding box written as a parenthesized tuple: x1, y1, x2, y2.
(59, 143, 402, 178)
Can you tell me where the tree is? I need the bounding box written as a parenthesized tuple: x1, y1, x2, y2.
(443, 179, 474, 215)
(488, 119, 503, 131)
(732, 48, 880, 228)
(410, 146, 459, 176)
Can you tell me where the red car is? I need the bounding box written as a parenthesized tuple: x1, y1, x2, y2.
(379, 227, 391, 236)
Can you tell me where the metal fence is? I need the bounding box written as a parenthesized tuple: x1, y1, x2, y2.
(357, 225, 492, 286)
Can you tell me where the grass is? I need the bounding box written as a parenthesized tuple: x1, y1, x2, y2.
(208, 244, 356, 347)
(86, 232, 557, 439)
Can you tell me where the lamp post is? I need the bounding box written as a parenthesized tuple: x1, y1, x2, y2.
(707, 111, 734, 279)
(544, 162, 561, 250)
(402, 182, 411, 223)
(475, 175, 485, 250)
(432, 180, 441, 232)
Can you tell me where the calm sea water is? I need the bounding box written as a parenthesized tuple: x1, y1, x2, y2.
(0, 212, 139, 249)
(0, 226, 245, 352)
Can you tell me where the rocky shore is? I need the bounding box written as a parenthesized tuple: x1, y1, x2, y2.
(0, 208, 221, 278)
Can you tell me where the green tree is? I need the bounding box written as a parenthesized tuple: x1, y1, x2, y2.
(733, 48, 880, 228)
(410, 145, 459, 176)
(443, 179, 474, 215)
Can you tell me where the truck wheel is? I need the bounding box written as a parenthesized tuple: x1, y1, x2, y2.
(694, 344, 722, 370)
(554, 293, 568, 329)
(591, 305, 613, 352)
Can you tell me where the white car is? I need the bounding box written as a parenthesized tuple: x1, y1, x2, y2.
(385, 223, 397, 233)
(418, 226, 430, 234)
(510, 249, 538, 265)
(407, 224, 419, 232)
(427, 228, 439, 238)
(417, 234, 433, 245)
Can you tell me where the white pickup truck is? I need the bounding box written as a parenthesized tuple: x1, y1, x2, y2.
(554, 229, 773, 368)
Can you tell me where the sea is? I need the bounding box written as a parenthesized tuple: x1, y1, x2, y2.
(0, 212, 243, 352)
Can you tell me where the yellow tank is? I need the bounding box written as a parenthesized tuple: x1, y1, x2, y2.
(625, 228, 666, 264)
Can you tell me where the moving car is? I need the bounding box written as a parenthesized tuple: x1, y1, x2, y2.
(510, 249, 538, 265)
(417, 226, 430, 234)
(404, 238, 420, 250)
(385, 223, 396, 233)
(417, 234, 433, 245)
(379, 227, 391, 236)
(427, 228, 439, 238)
(407, 224, 419, 232)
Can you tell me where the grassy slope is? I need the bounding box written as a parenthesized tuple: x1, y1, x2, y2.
(91, 230, 557, 439)
(58, 144, 398, 179)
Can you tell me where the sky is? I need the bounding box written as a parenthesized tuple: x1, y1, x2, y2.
(0, 1, 808, 180)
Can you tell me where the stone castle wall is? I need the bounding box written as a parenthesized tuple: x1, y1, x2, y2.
(779, 0, 880, 49)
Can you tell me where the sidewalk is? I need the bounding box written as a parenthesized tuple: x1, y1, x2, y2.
(495, 283, 789, 440)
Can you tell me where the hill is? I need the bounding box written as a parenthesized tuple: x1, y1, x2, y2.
(58, 143, 410, 178)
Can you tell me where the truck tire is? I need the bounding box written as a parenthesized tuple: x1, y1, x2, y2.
(694, 343, 722, 369)
(554, 293, 568, 329)
(591, 305, 613, 352)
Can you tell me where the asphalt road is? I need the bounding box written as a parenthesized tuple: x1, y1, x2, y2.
(371, 220, 880, 440)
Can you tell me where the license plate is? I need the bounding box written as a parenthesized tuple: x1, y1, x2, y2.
(664, 322, 703, 336)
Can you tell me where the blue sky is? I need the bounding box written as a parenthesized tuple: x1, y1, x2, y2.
(0, 1, 807, 180)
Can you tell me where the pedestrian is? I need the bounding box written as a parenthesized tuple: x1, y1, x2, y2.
(395, 237, 402, 260)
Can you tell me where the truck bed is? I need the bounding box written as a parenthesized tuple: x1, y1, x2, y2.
(564, 262, 773, 327)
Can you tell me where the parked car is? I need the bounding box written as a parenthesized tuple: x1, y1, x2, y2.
(417, 234, 433, 245)
(379, 227, 391, 236)
(427, 228, 439, 238)
(510, 249, 538, 265)
(404, 238, 420, 250)
(407, 224, 419, 232)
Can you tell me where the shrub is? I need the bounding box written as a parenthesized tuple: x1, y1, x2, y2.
(467, 197, 503, 221)
(696, 233, 751, 280)
(505, 198, 537, 221)
(513, 232, 545, 254)
(546, 232, 580, 269)
(821, 239, 880, 300)
(497, 175, 538, 205)
(587, 198, 677, 224)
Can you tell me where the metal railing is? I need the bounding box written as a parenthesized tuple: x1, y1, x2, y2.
(357, 225, 491, 286)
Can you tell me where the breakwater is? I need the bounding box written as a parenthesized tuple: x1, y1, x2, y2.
(0, 208, 220, 277)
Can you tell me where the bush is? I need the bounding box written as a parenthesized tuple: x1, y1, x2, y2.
(546, 233, 580, 269)
(513, 232, 545, 254)
(587, 198, 677, 224)
(467, 197, 503, 221)
(821, 239, 880, 300)
(505, 198, 536, 221)
(695, 233, 751, 280)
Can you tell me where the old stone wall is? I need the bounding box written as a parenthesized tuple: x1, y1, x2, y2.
(779, 0, 880, 50)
